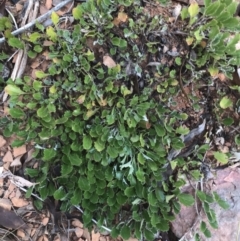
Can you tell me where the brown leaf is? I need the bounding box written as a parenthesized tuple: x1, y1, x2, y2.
(10, 155, 23, 167)
(40, 5, 49, 15)
(0, 198, 12, 210)
(17, 229, 25, 238)
(25, 148, 35, 163)
(13, 145, 26, 157)
(43, 40, 53, 46)
(99, 236, 106, 241)
(103, 55, 116, 68)
(31, 61, 41, 69)
(41, 216, 49, 226)
(15, 3, 23, 12)
(72, 219, 83, 228)
(11, 197, 29, 208)
(75, 227, 84, 238)
(82, 228, 91, 241)
(45, 0, 52, 9)
(0, 135, 6, 148)
(113, 12, 128, 26)
(91, 230, 100, 241)
(3, 151, 13, 163)
(0, 206, 27, 229)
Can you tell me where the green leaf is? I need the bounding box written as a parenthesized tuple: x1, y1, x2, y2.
(181, 7, 189, 20)
(72, 6, 83, 20)
(136, 169, 145, 183)
(213, 192, 230, 209)
(55, 116, 68, 124)
(37, 106, 48, 118)
(35, 21, 44, 31)
(137, 152, 145, 165)
(5, 84, 25, 95)
(33, 80, 42, 91)
(178, 193, 195, 206)
(175, 126, 190, 135)
(144, 229, 154, 241)
(200, 221, 207, 232)
(203, 227, 211, 238)
(11, 139, 25, 147)
(120, 225, 130, 240)
(156, 220, 169, 231)
(33, 45, 42, 53)
(226, 2, 238, 16)
(116, 192, 128, 205)
(53, 186, 66, 200)
(78, 177, 90, 191)
(28, 32, 41, 43)
(33, 92, 42, 100)
(111, 37, 127, 48)
(148, 192, 157, 206)
(83, 135, 92, 150)
(8, 37, 24, 49)
(196, 190, 206, 202)
(61, 164, 73, 175)
(68, 153, 82, 166)
(107, 146, 119, 158)
(9, 108, 25, 118)
(204, 1, 220, 16)
(223, 117, 234, 126)
(25, 168, 39, 177)
(155, 189, 165, 202)
(213, 151, 228, 164)
(124, 186, 135, 197)
(222, 17, 239, 30)
(43, 149, 56, 161)
(94, 139, 105, 152)
(35, 70, 49, 79)
(46, 26, 57, 41)
(219, 96, 233, 109)
(154, 125, 166, 137)
(235, 135, 240, 145)
(204, 0, 211, 8)
(111, 226, 120, 239)
(51, 12, 59, 25)
(25, 186, 34, 198)
(71, 189, 82, 205)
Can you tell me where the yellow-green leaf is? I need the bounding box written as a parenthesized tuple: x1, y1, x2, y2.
(76, 95, 86, 104)
(208, 67, 218, 77)
(28, 32, 42, 43)
(5, 84, 25, 95)
(49, 85, 56, 94)
(51, 12, 59, 25)
(219, 96, 233, 109)
(35, 71, 49, 79)
(213, 151, 228, 164)
(72, 6, 83, 20)
(46, 26, 57, 41)
(188, 1, 200, 18)
(8, 37, 24, 49)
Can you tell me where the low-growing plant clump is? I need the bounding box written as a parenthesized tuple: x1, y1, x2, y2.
(1, 0, 240, 240)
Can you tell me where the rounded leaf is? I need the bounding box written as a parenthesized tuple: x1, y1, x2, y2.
(220, 96, 233, 109)
(120, 225, 130, 240)
(5, 84, 25, 95)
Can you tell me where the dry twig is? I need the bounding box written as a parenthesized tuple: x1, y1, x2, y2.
(0, 0, 73, 44)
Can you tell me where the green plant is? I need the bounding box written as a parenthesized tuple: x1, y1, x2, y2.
(3, 0, 233, 240)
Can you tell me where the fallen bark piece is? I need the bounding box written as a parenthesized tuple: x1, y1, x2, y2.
(0, 206, 27, 229)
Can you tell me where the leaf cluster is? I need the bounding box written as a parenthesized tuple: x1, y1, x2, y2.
(2, 0, 233, 240)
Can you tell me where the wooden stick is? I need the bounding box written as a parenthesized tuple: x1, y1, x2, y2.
(0, 0, 73, 44)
